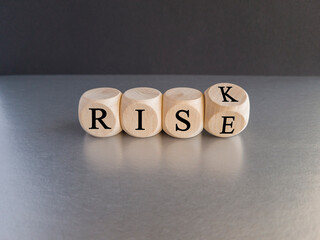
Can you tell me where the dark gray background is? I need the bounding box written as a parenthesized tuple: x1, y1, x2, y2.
(1, 0, 320, 75)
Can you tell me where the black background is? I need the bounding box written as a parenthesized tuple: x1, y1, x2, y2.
(1, 0, 320, 75)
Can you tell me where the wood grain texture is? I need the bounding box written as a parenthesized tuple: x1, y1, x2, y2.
(78, 88, 122, 137)
(204, 83, 250, 137)
(120, 87, 162, 138)
(163, 87, 204, 138)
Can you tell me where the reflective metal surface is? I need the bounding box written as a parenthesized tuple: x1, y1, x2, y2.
(0, 75, 320, 240)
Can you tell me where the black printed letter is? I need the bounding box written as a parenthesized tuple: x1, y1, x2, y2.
(218, 86, 238, 102)
(89, 108, 111, 129)
(175, 110, 191, 131)
(220, 116, 235, 134)
(135, 109, 145, 130)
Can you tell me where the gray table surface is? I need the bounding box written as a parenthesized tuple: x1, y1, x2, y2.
(0, 75, 319, 240)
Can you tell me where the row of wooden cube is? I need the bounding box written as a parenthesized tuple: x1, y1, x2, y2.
(79, 83, 250, 138)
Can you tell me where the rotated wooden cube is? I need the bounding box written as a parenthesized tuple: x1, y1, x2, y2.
(204, 83, 250, 137)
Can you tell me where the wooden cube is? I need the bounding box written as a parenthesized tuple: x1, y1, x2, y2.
(204, 83, 250, 137)
(78, 88, 122, 137)
(120, 87, 162, 138)
(163, 87, 204, 138)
